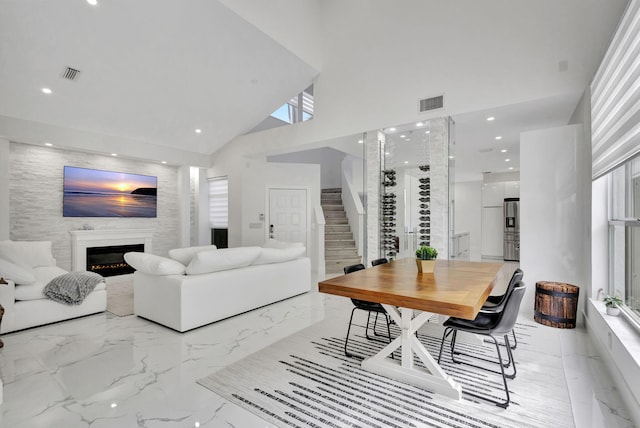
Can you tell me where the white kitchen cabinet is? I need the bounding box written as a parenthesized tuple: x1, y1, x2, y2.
(504, 181, 520, 198)
(482, 206, 503, 258)
(482, 183, 504, 206)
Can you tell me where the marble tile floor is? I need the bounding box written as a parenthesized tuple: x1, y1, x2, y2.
(0, 284, 634, 427)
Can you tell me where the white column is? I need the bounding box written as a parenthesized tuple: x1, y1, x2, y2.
(197, 168, 210, 245)
(177, 165, 191, 248)
(365, 131, 383, 263)
(0, 138, 9, 241)
(428, 117, 451, 258)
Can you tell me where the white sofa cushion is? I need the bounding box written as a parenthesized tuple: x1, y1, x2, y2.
(168, 245, 217, 265)
(16, 266, 68, 301)
(253, 246, 306, 265)
(124, 252, 186, 276)
(186, 247, 261, 275)
(262, 239, 304, 249)
(0, 240, 56, 268)
(0, 258, 35, 284)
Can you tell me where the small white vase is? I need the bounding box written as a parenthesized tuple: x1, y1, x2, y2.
(606, 306, 620, 316)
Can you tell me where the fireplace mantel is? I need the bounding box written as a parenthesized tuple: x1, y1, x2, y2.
(70, 229, 153, 272)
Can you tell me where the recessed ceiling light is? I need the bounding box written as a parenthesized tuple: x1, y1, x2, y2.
(495, 136, 502, 140)
(195, 129, 202, 134)
(449, 155, 455, 159)
(161, 161, 167, 164)
(111, 153, 118, 157)
(404, 161, 409, 164)
(388, 127, 396, 132)
(400, 134, 406, 138)
(44, 142, 53, 147)
(385, 152, 390, 155)
(358, 140, 363, 144)
(110, 403, 117, 408)
(487, 116, 495, 121)
(500, 149, 507, 153)
(87, 0, 98, 5)
(41, 87, 52, 94)
(416, 122, 424, 127)
(505, 158, 511, 162)
(508, 167, 514, 170)
(425, 130, 430, 134)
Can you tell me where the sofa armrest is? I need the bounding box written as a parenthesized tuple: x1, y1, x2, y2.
(0, 279, 15, 312)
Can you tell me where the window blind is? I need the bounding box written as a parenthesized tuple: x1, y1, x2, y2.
(208, 177, 228, 228)
(591, 0, 640, 180)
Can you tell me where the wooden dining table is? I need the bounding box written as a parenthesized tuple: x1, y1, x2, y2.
(318, 258, 504, 399)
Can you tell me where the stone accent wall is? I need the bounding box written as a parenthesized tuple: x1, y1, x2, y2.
(427, 117, 450, 258)
(9, 143, 180, 270)
(364, 130, 382, 263)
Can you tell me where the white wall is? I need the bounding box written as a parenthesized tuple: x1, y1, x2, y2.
(520, 124, 590, 319)
(8, 143, 182, 270)
(267, 147, 346, 189)
(235, 160, 321, 272)
(454, 181, 482, 261)
(217, 0, 322, 71)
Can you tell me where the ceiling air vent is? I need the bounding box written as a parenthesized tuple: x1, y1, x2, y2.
(61, 66, 81, 82)
(418, 95, 444, 113)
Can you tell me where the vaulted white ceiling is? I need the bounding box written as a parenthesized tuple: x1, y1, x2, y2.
(0, 0, 317, 163)
(0, 0, 630, 177)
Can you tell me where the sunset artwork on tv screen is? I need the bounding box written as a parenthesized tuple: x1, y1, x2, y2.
(63, 166, 157, 217)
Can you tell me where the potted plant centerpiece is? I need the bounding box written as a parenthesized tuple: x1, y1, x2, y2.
(416, 245, 438, 273)
(603, 294, 623, 316)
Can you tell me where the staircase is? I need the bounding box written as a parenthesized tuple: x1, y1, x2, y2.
(322, 188, 361, 273)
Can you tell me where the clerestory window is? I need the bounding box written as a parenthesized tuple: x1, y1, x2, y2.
(270, 85, 314, 124)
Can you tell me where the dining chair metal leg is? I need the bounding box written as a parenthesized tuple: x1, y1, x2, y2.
(365, 312, 374, 340)
(345, 309, 395, 359)
(344, 307, 358, 358)
(457, 333, 515, 369)
(461, 334, 512, 408)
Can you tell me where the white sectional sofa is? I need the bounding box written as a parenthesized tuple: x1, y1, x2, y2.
(0, 240, 106, 333)
(127, 241, 311, 332)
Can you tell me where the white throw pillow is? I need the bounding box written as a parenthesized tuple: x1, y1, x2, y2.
(253, 246, 306, 265)
(168, 245, 217, 265)
(0, 258, 36, 284)
(186, 247, 261, 275)
(0, 240, 56, 268)
(262, 239, 304, 249)
(15, 266, 69, 300)
(124, 252, 186, 276)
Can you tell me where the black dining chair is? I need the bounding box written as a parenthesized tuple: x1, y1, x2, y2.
(481, 268, 524, 350)
(371, 258, 388, 267)
(437, 282, 526, 408)
(343, 263, 394, 359)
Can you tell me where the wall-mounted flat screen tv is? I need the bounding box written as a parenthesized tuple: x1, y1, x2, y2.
(63, 166, 157, 217)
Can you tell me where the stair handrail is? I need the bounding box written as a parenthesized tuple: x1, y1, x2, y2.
(341, 165, 364, 257)
(313, 204, 326, 276)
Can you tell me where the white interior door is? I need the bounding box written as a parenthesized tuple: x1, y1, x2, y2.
(268, 188, 307, 247)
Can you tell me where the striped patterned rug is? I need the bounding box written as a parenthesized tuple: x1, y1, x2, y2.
(198, 315, 574, 428)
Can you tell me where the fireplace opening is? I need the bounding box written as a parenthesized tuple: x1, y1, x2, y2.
(86, 244, 144, 277)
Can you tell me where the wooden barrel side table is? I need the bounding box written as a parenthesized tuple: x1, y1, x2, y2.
(534, 281, 579, 329)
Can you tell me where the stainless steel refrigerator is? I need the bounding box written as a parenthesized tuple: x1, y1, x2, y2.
(504, 198, 520, 261)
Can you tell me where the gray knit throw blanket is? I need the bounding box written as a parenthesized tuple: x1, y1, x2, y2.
(43, 272, 104, 305)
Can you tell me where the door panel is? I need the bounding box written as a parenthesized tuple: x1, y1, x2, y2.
(269, 189, 307, 249)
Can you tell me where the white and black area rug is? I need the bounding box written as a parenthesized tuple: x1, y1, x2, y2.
(198, 315, 574, 428)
